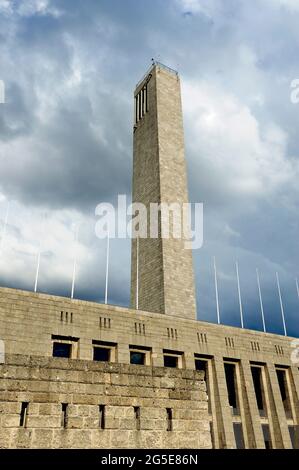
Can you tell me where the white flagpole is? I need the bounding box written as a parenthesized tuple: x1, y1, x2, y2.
(136, 237, 139, 310)
(236, 261, 244, 329)
(256, 268, 266, 333)
(71, 225, 79, 300)
(34, 212, 47, 293)
(105, 229, 110, 305)
(276, 272, 287, 336)
(296, 278, 299, 299)
(0, 202, 9, 253)
(213, 256, 220, 324)
(34, 246, 41, 293)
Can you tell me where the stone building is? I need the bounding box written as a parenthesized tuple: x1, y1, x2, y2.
(0, 62, 298, 449)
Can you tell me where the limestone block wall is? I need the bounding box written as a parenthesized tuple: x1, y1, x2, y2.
(0, 287, 298, 449)
(0, 355, 211, 449)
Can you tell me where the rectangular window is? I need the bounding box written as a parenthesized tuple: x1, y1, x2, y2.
(129, 345, 151, 366)
(194, 356, 212, 414)
(138, 91, 142, 121)
(251, 366, 266, 417)
(142, 88, 145, 117)
(166, 408, 173, 431)
(233, 423, 245, 449)
(134, 85, 148, 124)
(262, 424, 272, 449)
(61, 403, 68, 428)
(53, 342, 72, 358)
(209, 421, 215, 449)
(135, 94, 139, 123)
(93, 347, 110, 362)
(145, 84, 148, 112)
(164, 355, 178, 368)
(92, 340, 117, 363)
(195, 359, 207, 375)
(130, 351, 145, 365)
(19, 402, 29, 427)
(288, 425, 298, 449)
(52, 335, 79, 359)
(99, 405, 105, 429)
(163, 349, 184, 369)
(134, 406, 141, 430)
(276, 367, 292, 419)
(224, 362, 239, 415)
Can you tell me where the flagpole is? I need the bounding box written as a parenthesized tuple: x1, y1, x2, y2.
(256, 268, 266, 333)
(71, 225, 79, 300)
(34, 247, 41, 293)
(105, 229, 110, 305)
(276, 272, 287, 337)
(136, 237, 139, 310)
(34, 212, 47, 294)
(296, 278, 299, 299)
(213, 256, 220, 324)
(0, 202, 9, 253)
(236, 261, 244, 329)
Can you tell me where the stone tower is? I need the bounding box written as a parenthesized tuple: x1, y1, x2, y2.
(130, 62, 196, 320)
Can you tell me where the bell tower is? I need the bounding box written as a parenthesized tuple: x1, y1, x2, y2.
(130, 62, 196, 320)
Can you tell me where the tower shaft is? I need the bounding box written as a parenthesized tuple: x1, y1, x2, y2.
(131, 63, 196, 320)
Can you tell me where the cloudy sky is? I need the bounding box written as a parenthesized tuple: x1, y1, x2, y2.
(0, 0, 298, 336)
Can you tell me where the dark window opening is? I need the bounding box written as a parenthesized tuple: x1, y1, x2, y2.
(233, 423, 245, 449)
(130, 351, 145, 365)
(142, 88, 145, 117)
(145, 84, 148, 112)
(135, 96, 138, 124)
(92, 340, 116, 362)
(61, 403, 68, 428)
(262, 424, 272, 449)
(195, 358, 211, 414)
(251, 366, 266, 416)
(134, 406, 141, 430)
(209, 421, 215, 449)
(224, 363, 239, 415)
(166, 408, 173, 431)
(276, 368, 292, 418)
(135, 85, 148, 124)
(164, 355, 178, 368)
(93, 347, 110, 362)
(53, 342, 72, 358)
(277, 369, 287, 401)
(20, 402, 29, 427)
(99, 405, 105, 429)
(138, 92, 142, 121)
(288, 425, 298, 449)
(195, 359, 207, 377)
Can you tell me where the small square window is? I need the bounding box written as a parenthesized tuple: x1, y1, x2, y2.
(93, 347, 110, 362)
(130, 351, 145, 365)
(129, 345, 151, 366)
(164, 355, 178, 368)
(53, 342, 72, 358)
(92, 340, 117, 362)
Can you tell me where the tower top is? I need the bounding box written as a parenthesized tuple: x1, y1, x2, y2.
(135, 61, 178, 89)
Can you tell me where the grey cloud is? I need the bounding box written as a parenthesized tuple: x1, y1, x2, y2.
(0, 0, 298, 335)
